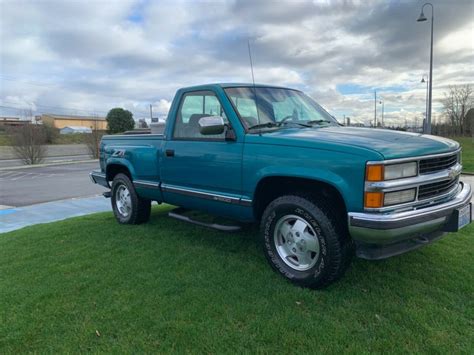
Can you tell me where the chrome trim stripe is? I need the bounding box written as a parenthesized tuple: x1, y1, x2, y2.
(161, 184, 252, 206)
(365, 163, 462, 192)
(133, 180, 160, 189)
(240, 198, 253, 207)
(366, 148, 461, 165)
(349, 182, 471, 230)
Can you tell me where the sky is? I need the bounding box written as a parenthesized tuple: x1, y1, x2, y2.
(0, 0, 473, 126)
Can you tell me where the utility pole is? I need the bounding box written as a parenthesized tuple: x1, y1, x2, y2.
(381, 101, 384, 127)
(374, 90, 377, 127)
(149, 104, 153, 120)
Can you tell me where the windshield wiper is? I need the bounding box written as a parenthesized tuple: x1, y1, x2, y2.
(248, 120, 312, 130)
(248, 122, 279, 130)
(306, 119, 331, 125)
(279, 121, 311, 128)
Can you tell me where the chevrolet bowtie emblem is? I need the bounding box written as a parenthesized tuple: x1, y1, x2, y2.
(447, 168, 457, 179)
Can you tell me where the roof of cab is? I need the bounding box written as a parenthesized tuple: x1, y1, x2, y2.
(180, 83, 297, 91)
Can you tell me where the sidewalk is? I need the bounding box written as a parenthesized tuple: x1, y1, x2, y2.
(0, 195, 111, 234)
(461, 174, 474, 190)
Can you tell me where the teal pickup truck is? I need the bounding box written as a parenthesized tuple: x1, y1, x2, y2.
(90, 83, 472, 288)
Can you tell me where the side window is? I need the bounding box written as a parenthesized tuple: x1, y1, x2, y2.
(204, 95, 222, 116)
(181, 95, 203, 123)
(174, 91, 228, 139)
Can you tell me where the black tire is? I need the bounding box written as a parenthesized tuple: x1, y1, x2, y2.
(111, 173, 151, 224)
(260, 194, 352, 289)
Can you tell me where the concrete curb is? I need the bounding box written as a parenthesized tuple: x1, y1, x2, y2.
(0, 159, 98, 171)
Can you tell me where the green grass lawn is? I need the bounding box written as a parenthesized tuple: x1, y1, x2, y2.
(53, 133, 89, 145)
(0, 131, 11, 146)
(1, 206, 473, 353)
(451, 136, 474, 173)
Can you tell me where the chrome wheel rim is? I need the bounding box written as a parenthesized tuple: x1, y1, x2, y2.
(115, 184, 132, 217)
(273, 214, 320, 271)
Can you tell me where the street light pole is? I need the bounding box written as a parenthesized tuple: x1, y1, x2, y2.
(421, 75, 429, 131)
(417, 3, 434, 135)
(374, 90, 377, 127)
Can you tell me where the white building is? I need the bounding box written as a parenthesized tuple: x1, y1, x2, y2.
(60, 126, 92, 134)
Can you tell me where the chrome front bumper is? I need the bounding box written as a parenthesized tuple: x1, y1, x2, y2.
(348, 182, 472, 259)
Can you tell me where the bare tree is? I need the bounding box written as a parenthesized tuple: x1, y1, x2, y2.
(8, 121, 47, 164)
(85, 118, 104, 159)
(441, 84, 473, 135)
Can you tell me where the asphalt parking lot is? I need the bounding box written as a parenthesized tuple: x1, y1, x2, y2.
(0, 162, 107, 207)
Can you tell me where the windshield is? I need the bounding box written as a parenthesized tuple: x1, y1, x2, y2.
(224, 87, 337, 130)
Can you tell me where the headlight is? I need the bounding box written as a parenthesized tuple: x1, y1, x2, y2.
(384, 162, 417, 180)
(365, 161, 418, 209)
(366, 162, 417, 181)
(384, 188, 416, 206)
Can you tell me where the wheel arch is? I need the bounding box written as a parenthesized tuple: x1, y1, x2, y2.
(253, 175, 348, 222)
(106, 161, 133, 182)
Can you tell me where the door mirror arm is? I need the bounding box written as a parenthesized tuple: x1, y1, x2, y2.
(225, 124, 236, 141)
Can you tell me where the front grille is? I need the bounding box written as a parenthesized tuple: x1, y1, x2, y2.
(418, 177, 459, 200)
(419, 153, 458, 174)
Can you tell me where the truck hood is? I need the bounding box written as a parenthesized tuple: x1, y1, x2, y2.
(257, 126, 459, 160)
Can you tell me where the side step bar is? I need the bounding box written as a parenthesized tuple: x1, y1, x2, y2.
(168, 208, 241, 232)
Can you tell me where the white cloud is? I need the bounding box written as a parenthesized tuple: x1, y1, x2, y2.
(0, 0, 473, 126)
(153, 99, 171, 116)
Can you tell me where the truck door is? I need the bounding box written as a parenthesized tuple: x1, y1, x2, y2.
(160, 90, 246, 217)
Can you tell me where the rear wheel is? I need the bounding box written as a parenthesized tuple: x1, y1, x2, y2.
(260, 194, 352, 288)
(111, 173, 151, 224)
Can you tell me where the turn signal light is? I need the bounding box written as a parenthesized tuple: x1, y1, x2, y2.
(365, 192, 384, 208)
(366, 164, 384, 181)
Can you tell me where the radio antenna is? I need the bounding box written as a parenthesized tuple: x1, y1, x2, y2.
(247, 39, 256, 86)
(247, 38, 261, 134)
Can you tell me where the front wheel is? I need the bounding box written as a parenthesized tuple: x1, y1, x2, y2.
(260, 195, 352, 288)
(111, 173, 151, 224)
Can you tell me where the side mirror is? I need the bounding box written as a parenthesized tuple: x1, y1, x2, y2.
(199, 116, 225, 135)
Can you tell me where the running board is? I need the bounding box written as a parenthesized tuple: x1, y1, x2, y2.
(103, 191, 111, 198)
(168, 208, 241, 232)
